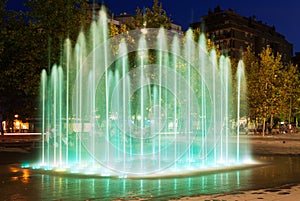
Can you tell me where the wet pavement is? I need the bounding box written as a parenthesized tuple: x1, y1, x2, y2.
(1, 136, 300, 200)
(1, 151, 300, 200)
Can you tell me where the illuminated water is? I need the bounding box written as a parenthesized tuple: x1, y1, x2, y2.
(37, 9, 251, 177)
(2, 152, 300, 200)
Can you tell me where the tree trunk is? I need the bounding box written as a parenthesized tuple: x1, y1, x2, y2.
(270, 114, 274, 132)
(262, 118, 266, 136)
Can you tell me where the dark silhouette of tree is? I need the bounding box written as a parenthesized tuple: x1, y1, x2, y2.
(0, 0, 92, 122)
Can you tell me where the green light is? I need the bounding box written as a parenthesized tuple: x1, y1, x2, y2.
(21, 163, 30, 168)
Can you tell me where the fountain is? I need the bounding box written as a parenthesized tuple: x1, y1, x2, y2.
(36, 10, 252, 177)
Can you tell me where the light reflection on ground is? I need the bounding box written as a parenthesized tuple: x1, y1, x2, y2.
(1, 151, 300, 201)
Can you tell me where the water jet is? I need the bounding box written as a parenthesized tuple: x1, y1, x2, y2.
(36, 10, 252, 177)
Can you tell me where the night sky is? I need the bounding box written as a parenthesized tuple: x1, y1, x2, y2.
(6, 0, 300, 54)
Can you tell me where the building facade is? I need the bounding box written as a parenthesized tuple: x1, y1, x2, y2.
(293, 52, 300, 71)
(191, 6, 293, 63)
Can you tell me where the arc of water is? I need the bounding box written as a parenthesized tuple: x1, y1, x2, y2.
(65, 38, 71, 166)
(35, 23, 250, 175)
(209, 49, 217, 164)
(58, 66, 63, 165)
(236, 60, 246, 162)
(52, 65, 57, 165)
(41, 70, 47, 165)
(172, 35, 179, 170)
(91, 21, 97, 167)
(199, 33, 207, 166)
(185, 29, 194, 166)
(219, 55, 225, 162)
(225, 57, 232, 163)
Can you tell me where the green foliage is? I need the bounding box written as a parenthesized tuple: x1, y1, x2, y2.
(283, 62, 300, 121)
(1, 0, 299, 128)
(25, 0, 92, 68)
(109, 23, 129, 37)
(127, 0, 172, 29)
(243, 47, 259, 118)
(0, 8, 40, 120)
(243, 45, 300, 128)
(0, 0, 7, 58)
(0, 0, 92, 120)
(258, 47, 284, 123)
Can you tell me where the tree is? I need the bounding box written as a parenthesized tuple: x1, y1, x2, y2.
(260, 47, 285, 134)
(244, 45, 300, 135)
(0, 0, 93, 122)
(243, 47, 259, 121)
(128, 0, 172, 29)
(0, 0, 7, 59)
(25, 0, 92, 70)
(110, 23, 129, 37)
(244, 46, 286, 135)
(282, 63, 300, 123)
(0, 8, 46, 120)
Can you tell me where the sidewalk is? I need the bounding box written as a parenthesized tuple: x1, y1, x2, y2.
(173, 133, 300, 201)
(246, 132, 300, 155)
(0, 133, 41, 151)
(175, 184, 300, 201)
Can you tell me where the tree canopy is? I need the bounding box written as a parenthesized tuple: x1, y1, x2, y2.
(243, 46, 300, 133)
(0, 0, 299, 131)
(127, 0, 172, 29)
(0, 0, 91, 121)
